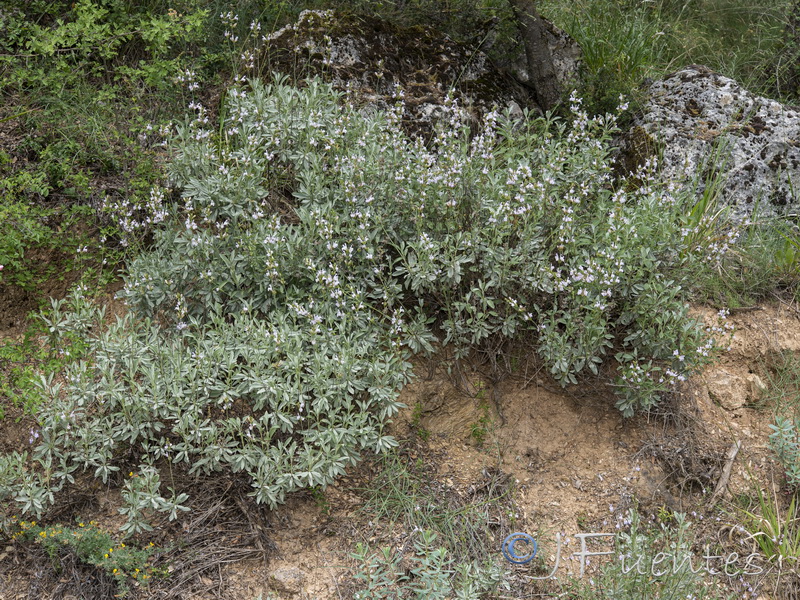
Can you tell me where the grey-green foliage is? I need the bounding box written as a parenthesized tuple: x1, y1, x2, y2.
(129, 77, 726, 417)
(769, 416, 800, 488)
(1, 75, 732, 526)
(15, 281, 408, 531)
(171, 76, 724, 415)
(351, 529, 506, 600)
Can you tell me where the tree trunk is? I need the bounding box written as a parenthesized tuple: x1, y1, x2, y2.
(507, 0, 562, 112)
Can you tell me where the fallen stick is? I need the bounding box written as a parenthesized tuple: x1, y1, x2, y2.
(708, 440, 741, 507)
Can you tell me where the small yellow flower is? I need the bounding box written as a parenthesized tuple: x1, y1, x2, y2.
(78, 522, 84, 527)
(39, 531, 47, 538)
(120, 543, 125, 548)
(113, 568, 118, 574)
(109, 547, 113, 553)
(104, 554, 109, 559)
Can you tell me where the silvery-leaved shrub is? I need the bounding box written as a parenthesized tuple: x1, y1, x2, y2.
(769, 416, 800, 488)
(1, 76, 730, 527)
(120, 77, 729, 418)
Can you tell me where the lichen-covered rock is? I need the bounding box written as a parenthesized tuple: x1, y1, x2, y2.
(257, 9, 538, 138)
(623, 65, 800, 221)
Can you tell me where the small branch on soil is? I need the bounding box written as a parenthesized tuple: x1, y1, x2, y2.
(491, 382, 507, 426)
(726, 306, 763, 314)
(707, 440, 742, 507)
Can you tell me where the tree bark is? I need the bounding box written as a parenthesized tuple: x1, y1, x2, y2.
(507, 0, 562, 112)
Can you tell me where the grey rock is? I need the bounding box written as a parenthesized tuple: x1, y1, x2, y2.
(623, 65, 800, 221)
(746, 373, 767, 402)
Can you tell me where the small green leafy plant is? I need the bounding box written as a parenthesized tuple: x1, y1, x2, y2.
(0, 293, 95, 420)
(470, 400, 493, 448)
(769, 417, 800, 489)
(410, 402, 431, 441)
(351, 529, 506, 600)
(762, 350, 800, 488)
(9, 517, 163, 596)
(736, 481, 800, 573)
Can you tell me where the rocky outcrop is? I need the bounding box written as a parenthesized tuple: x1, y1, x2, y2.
(256, 10, 578, 138)
(624, 65, 800, 221)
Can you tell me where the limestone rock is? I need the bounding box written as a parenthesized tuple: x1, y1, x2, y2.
(746, 373, 767, 403)
(622, 65, 800, 221)
(269, 566, 306, 596)
(705, 368, 748, 410)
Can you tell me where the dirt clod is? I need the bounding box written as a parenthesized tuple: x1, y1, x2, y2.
(269, 566, 307, 595)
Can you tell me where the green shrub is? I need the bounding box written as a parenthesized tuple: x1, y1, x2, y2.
(136, 78, 730, 414)
(9, 517, 162, 596)
(0, 76, 733, 525)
